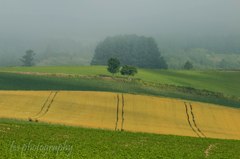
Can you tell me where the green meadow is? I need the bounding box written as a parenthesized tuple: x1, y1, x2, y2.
(1, 66, 239, 97)
(1, 119, 240, 159)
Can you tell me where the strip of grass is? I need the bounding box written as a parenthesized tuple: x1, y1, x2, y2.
(0, 118, 240, 159)
(0, 72, 239, 108)
(1, 66, 240, 97)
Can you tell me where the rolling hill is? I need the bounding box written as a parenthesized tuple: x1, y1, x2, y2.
(0, 66, 239, 97)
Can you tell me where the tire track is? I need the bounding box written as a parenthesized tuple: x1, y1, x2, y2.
(115, 94, 120, 131)
(184, 102, 201, 137)
(29, 91, 58, 122)
(37, 91, 58, 119)
(30, 91, 53, 119)
(121, 93, 125, 131)
(189, 103, 206, 138)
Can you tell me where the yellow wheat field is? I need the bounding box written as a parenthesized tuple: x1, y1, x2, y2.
(0, 91, 239, 140)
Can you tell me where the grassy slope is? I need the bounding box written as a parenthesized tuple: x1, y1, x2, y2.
(1, 66, 240, 97)
(0, 72, 239, 108)
(138, 69, 240, 97)
(1, 119, 240, 159)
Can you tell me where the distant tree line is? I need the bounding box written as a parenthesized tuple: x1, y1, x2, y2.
(1, 35, 240, 69)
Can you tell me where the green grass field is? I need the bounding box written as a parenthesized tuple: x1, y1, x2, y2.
(1, 118, 240, 159)
(1, 66, 239, 97)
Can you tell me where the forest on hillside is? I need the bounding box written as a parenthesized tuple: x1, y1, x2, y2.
(0, 34, 240, 69)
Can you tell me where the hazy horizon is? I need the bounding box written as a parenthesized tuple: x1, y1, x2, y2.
(1, 0, 240, 68)
(1, 0, 239, 41)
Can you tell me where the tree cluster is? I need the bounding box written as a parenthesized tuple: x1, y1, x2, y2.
(107, 58, 137, 77)
(91, 35, 168, 69)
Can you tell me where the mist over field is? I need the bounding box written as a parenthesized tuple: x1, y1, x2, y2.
(1, 1, 240, 158)
(0, 0, 240, 68)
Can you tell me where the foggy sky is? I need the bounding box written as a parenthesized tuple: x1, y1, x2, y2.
(0, 0, 240, 41)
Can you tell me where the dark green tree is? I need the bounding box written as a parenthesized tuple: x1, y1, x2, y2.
(21, 50, 36, 66)
(218, 59, 228, 69)
(107, 58, 120, 75)
(120, 65, 138, 77)
(91, 35, 168, 69)
(183, 61, 193, 70)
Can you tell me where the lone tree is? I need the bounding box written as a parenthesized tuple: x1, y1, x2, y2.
(120, 65, 138, 78)
(21, 50, 35, 66)
(91, 35, 168, 69)
(183, 61, 193, 70)
(107, 58, 120, 75)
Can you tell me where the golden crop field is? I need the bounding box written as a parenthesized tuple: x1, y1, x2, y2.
(0, 91, 239, 140)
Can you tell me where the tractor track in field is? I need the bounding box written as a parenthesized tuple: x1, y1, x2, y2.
(115, 94, 120, 130)
(37, 91, 58, 118)
(189, 103, 206, 138)
(121, 93, 125, 131)
(115, 93, 125, 131)
(30, 91, 53, 119)
(29, 91, 58, 122)
(184, 102, 201, 137)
